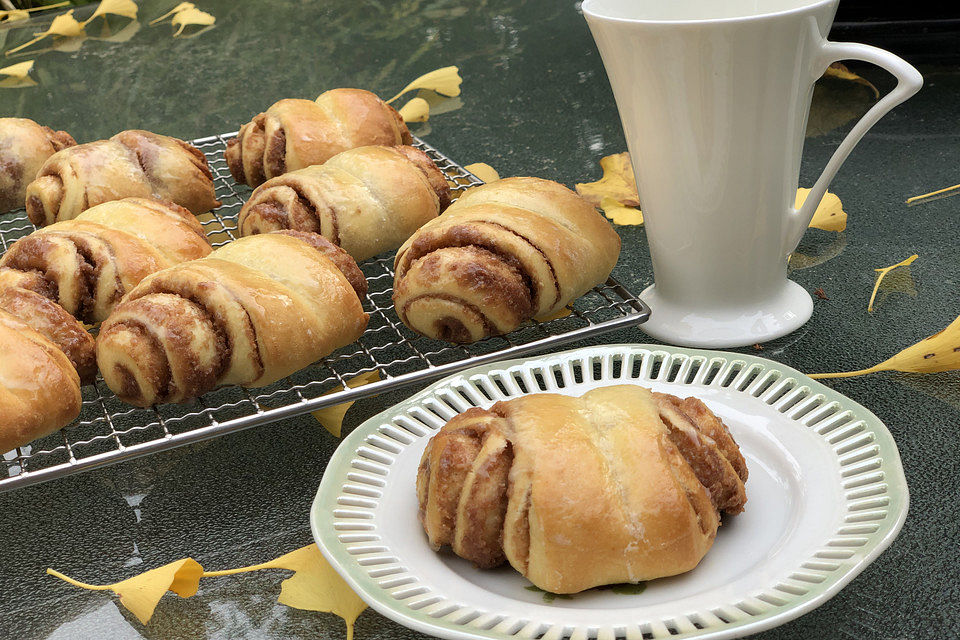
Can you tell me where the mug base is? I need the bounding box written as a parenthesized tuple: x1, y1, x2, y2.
(638, 280, 814, 348)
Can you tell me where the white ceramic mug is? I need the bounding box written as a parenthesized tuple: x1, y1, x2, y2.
(583, 0, 922, 348)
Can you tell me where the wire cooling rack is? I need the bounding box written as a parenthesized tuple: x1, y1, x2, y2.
(0, 133, 650, 492)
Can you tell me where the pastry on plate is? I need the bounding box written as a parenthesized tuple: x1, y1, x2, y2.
(96, 231, 369, 407)
(416, 384, 747, 594)
(0, 198, 212, 323)
(394, 177, 621, 343)
(0, 118, 75, 213)
(25, 130, 219, 226)
(226, 88, 411, 188)
(237, 145, 451, 261)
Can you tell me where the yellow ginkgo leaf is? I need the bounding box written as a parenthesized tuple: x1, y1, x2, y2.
(398, 96, 429, 123)
(204, 544, 367, 640)
(868, 254, 918, 312)
(171, 7, 215, 36)
(148, 2, 195, 25)
(823, 62, 880, 99)
(576, 152, 640, 207)
(0, 10, 30, 23)
(796, 188, 848, 232)
(810, 313, 960, 379)
(6, 9, 85, 55)
(601, 196, 643, 226)
(0, 60, 34, 80)
(83, 0, 138, 25)
(387, 66, 462, 103)
(311, 370, 381, 437)
(464, 162, 500, 183)
(47, 558, 204, 625)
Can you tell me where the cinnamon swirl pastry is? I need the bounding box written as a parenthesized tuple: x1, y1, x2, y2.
(96, 231, 369, 407)
(0, 309, 82, 453)
(0, 198, 212, 323)
(0, 268, 96, 384)
(226, 89, 412, 188)
(417, 385, 748, 594)
(394, 177, 621, 343)
(24, 130, 219, 226)
(0, 118, 75, 212)
(237, 145, 451, 261)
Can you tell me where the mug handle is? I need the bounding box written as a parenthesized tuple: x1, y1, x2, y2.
(782, 42, 923, 257)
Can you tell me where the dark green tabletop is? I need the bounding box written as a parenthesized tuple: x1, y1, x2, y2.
(1, 1, 958, 638)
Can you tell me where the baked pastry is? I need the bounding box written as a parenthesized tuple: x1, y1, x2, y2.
(0, 118, 75, 212)
(24, 130, 219, 226)
(0, 268, 96, 384)
(417, 385, 747, 594)
(0, 309, 82, 453)
(0, 198, 212, 323)
(394, 177, 621, 343)
(237, 145, 451, 261)
(96, 231, 369, 407)
(226, 89, 412, 188)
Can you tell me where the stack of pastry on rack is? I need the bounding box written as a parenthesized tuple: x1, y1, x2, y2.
(0, 89, 624, 455)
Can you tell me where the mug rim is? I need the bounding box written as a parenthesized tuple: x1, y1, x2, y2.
(581, 0, 835, 25)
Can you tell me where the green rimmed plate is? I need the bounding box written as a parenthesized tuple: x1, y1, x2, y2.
(311, 344, 908, 640)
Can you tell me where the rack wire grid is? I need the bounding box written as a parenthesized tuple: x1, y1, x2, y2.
(0, 132, 650, 492)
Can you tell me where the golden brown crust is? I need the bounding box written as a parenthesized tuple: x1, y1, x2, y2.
(24, 130, 219, 226)
(271, 230, 367, 297)
(0, 118, 76, 213)
(0, 310, 82, 453)
(417, 385, 747, 593)
(96, 233, 369, 407)
(0, 198, 213, 323)
(226, 90, 412, 188)
(238, 145, 448, 262)
(394, 178, 621, 343)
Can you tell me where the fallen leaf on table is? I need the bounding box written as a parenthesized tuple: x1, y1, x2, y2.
(148, 2, 196, 24)
(47, 558, 204, 625)
(1, 2, 69, 24)
(90, 17, 141, 43)
(810, 313, 960, 379)
(6, 9, 85, 55)
(204, 544, 367, 640)
(0, 10, 29, 23)
(387, 65, 462, 103)
(796, 188, 848, 232)
(575, 152, 639, 207)
(868, 254, 918, 312)
(807, 62, 879, 137)
(171, 7, 215, 36)
(83, 0, 138, 25)
(311, 370, 381, 437)
(464, 162, 500, 183)
(0, 60, 36, 88)
(823, 62, 879, 99)
(398, 96, 429, 122)
(601, 196, 643, 226)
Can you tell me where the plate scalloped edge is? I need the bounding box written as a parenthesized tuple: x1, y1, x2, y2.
(311, 344, 909, 640)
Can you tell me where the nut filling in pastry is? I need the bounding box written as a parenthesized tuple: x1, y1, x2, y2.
(417, 385, 748, 594)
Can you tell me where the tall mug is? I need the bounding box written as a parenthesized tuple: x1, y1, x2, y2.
(583, 0, 921, 347)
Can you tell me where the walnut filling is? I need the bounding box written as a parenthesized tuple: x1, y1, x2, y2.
(225, 136, 246, 185)
(397, 292, 496, 341)
(104, 319, 172, 405)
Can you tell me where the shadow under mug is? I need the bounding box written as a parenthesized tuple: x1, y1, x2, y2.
(583, 0, 922, 348)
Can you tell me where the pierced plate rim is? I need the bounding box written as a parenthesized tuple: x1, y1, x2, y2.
(311, 343, 909, 640)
